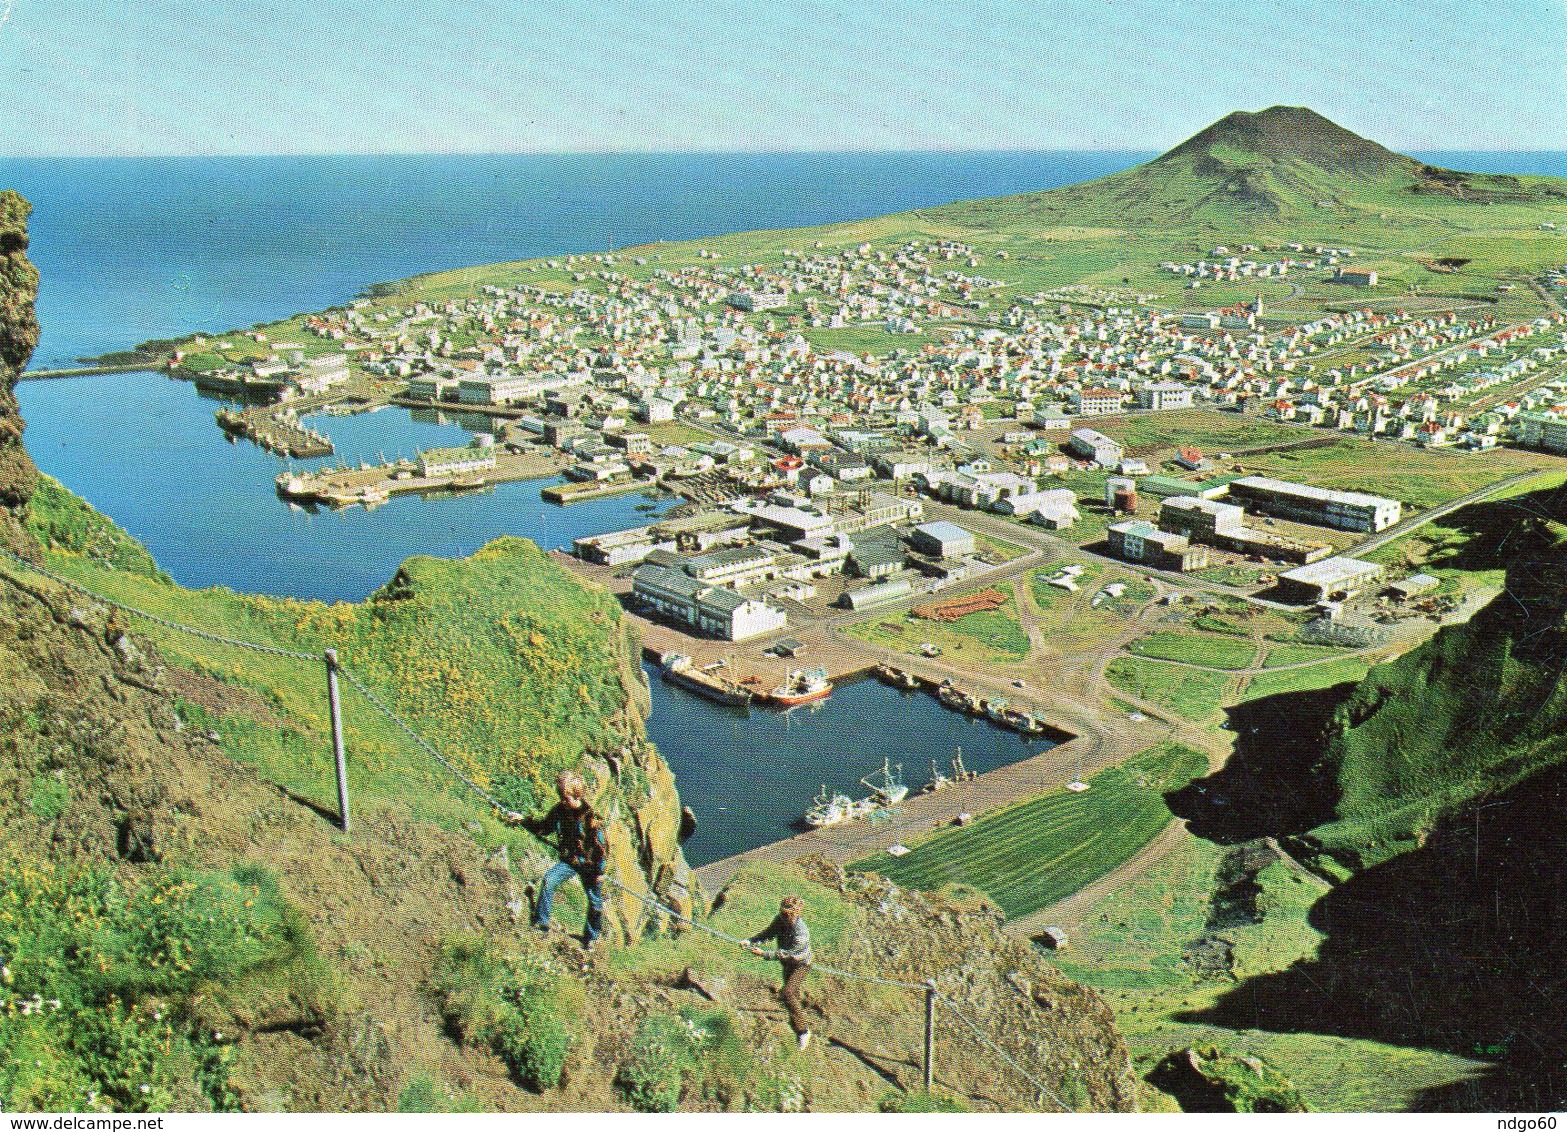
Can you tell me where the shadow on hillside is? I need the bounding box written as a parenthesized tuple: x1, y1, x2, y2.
(1164, 684, 1353, 844)
(1177, 761, 1567, 1111)
(1157, 480, 1567, 1109)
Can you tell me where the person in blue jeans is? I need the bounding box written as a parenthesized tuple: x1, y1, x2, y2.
(515, 771, 607, 951)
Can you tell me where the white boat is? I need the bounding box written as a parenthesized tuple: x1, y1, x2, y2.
(803, 785, 853, 827)
(921, 758, 953, 794)
(768, 667, 832, 707)
(843, 797, 880, 820)
(861, 758, 908, 807)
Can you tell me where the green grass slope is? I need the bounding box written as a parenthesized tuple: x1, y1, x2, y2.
(1308, 482, 1567, 866)
(929, 105, 1567, 236)
(19, 477, 645, 819)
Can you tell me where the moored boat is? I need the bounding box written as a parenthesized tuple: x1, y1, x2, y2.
(861, 758, 908, 806)
(803, 785, 854, 827)
(660, 654, 754, 707)
(920, 757, 953, 794)
(768, 667, 832, 707)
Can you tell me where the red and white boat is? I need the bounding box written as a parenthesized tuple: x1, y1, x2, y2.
(767, 667, 832, 707)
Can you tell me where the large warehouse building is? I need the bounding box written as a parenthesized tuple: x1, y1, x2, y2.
(1225, 476, 1402, 533)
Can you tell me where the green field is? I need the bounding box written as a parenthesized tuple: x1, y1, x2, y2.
(1124, 630, 1257, 670)
(1105, 657, 1232, 722)
(852, 743, 1208, 919)
(1093, 411, 1303, 457)
(1262, 642, 1353, 668)
(1240, 439, 1552, 511)
(1240, 656, 1373, 701)
(843, 591, 1031, 663)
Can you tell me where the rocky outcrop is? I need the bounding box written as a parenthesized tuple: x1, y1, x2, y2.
(0, 190, 40, 535)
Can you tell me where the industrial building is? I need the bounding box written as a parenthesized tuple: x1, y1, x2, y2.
(1107, 520, 1209, 572)
(630, 563, 788, 641)
(1276, 557, 1386, 603)
(416, 444, 497, 478)
(1226, 476, 1402, 533)
(909, 521, 977, 559)
(1158, 496, 1332, 564)
(838, 576, 915, 610)
(1067, 429, 1125, 468)
(993, 488, 1079, 529)
(1514, 412, 1567, 454)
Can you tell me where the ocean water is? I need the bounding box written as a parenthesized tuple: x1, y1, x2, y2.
(2, 151, 1156, 369)
(7, 150, 1564, 369)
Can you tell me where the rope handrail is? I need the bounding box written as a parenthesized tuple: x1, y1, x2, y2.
(937, 990, 1072, 1112)
(0, 547, 319, 661)
(2, 545, 1082, 1111)
(337, 667, 525, 822)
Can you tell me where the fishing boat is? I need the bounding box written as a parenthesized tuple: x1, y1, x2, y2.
(803, 785, 854, 828)
(842, 796, 880, 820)
(861, 759, 908, 807)
(660, 654, 754, 708)
(937, 681, 969, 711)
(920, 758, 953, 794)
(767, 667, 832, 707)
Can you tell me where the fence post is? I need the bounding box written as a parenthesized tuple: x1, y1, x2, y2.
(324, 649, 350, 833)
(924, 979, 937, 1092)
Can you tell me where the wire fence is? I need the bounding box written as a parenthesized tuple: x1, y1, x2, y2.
(0, 546, 1078, 1111)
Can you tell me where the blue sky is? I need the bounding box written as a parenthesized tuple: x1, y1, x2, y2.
(1, 0, 1563, 155)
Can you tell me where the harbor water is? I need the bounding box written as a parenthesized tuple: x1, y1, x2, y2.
(644, 665, 1061, 866)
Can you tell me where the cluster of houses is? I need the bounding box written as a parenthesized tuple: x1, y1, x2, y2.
(215, 228, 1567, 490)
(180, 347, 351, 400)
(1161, 242, 1356, 288)
(573, 488, 1015, 639)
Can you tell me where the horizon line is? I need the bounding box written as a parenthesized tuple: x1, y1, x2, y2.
(3, 146, 1565, 162)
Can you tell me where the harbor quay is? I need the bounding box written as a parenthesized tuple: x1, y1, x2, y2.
(276, 443, 566, 507)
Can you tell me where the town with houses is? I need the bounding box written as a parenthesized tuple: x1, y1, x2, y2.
(173, 236, 1567, 654)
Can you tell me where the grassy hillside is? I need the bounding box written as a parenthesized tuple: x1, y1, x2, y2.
(1, 479, 1145, 1114)
(20, 475, 643, 820)
(1308, 479, 1567, 866)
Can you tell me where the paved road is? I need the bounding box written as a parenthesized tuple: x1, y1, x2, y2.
(1346, 470, 1542, 556)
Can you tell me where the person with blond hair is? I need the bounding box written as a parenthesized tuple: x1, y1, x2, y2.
(516, 770, 607, 950)
(747, 894, 815, 1048)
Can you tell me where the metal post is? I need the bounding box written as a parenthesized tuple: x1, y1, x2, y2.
(324, 649, 350, 833)
(924, 979, 937, 1092)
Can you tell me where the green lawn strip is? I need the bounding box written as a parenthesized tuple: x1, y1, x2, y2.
(848, 592, 1032, 662)
(1105, 658, 1231, 722)
(1262, 642, 1353, 668)
(851, 744, 1207, 919)
(1243, 440, 1548, 511)
(1240, 656, 1373, 702)
(1124, 630, 1256, 670)
(974, 531, 1030, 563)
